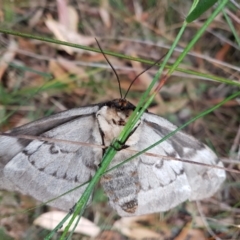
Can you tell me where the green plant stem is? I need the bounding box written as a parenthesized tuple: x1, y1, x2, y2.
(44, 211, 72, 240)
(118, 0, 230, 150)
(58, 144, 119, 239)
(117, 22, 188, 147)
(222, 9, 240, 46)
(0, 29, 239, 88)
(0, 28, 161, 63)
(168, 0, 230, 75)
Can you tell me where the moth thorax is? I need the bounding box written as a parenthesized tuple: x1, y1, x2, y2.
(96, 105, 141, 146)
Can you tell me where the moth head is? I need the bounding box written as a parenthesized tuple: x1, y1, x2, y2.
(97, 99, 135, 127)
(106, 99, 136, 111)
(96, 99, 142, 145)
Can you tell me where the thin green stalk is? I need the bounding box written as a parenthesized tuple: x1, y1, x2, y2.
(222, 9, 240, 46)
(44, 211, 73, 240)
(118, 0, 230, 151)
(58, 145, 119, 239)
(66, 214, 82, 240)
(117, 0, 230, 147)
(135, 0, 229, 130)
(117, 22, 188, 146)
(1, 29, 239, 89)
(0, 28, 170, 64)
(169, 0, 229, 76)
(176, 68, 240, 87)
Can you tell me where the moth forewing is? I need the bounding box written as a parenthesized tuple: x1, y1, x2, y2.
(0, 104, 101, 210)
(0, 98, 226, 217)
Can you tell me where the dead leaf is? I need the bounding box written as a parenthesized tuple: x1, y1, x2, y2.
(178, 228, 206, 240)
(114, 216, 162, 239)
(130, 55, 153, 90)
(33, 210, 100, 237)
(149, 97, 189, 115)
(28, 8, 44, 28)
(0, 39, 17, 80)
(97, 230, 126, 240)
(186, 82, 198, 101)
(165, 98, 189, 114)
(67, 6, 79, 32)
(57, 57, 88, 79)
(133, 0, 143, 21)
(45, 15, 95, 54)
(161, 82, 185, 96)
(174, 221, 192, 240)
(99, 0, 111, 28)
(49, 60, 67, 79)
(215, 43, 231, 61)
(188, 229, 206, 240)
(57, 0, 79, 32)
(57, 0, 69, 27)
(18, 38, 36, 52)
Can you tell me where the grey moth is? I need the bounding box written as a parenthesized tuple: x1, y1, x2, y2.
(0, 98, 226, 216)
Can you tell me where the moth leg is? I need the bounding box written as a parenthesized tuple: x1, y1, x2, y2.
(69, 203, 77, 214)
(101, 145, 109, 157)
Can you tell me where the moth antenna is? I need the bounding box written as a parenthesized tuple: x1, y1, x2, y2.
(95, 38, 123, 99)
(123, 53, 167, 99)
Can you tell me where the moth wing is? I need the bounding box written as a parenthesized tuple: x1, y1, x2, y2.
(143, 112, 226, 201)
(1, 105, 101, 211)
(106, 120, 192, 217)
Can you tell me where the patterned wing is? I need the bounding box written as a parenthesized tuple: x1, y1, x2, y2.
(143, 112, 226, 201)
(0, 105, 101, 211)
(101, 117, 192, 217)
(103, 111, 226, 217)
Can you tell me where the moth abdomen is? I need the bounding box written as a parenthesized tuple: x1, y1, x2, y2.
(101, 160, 140, 214)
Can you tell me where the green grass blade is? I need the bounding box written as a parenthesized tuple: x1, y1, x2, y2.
(170, 0, 229, 75)
(186, 0, 218, 23)
(222, 8, 240, 46)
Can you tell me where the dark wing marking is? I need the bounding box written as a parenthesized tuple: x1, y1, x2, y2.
(145, 120, 204, 158)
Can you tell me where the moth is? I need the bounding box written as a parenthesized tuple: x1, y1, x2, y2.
(0, 97, 226, 216)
